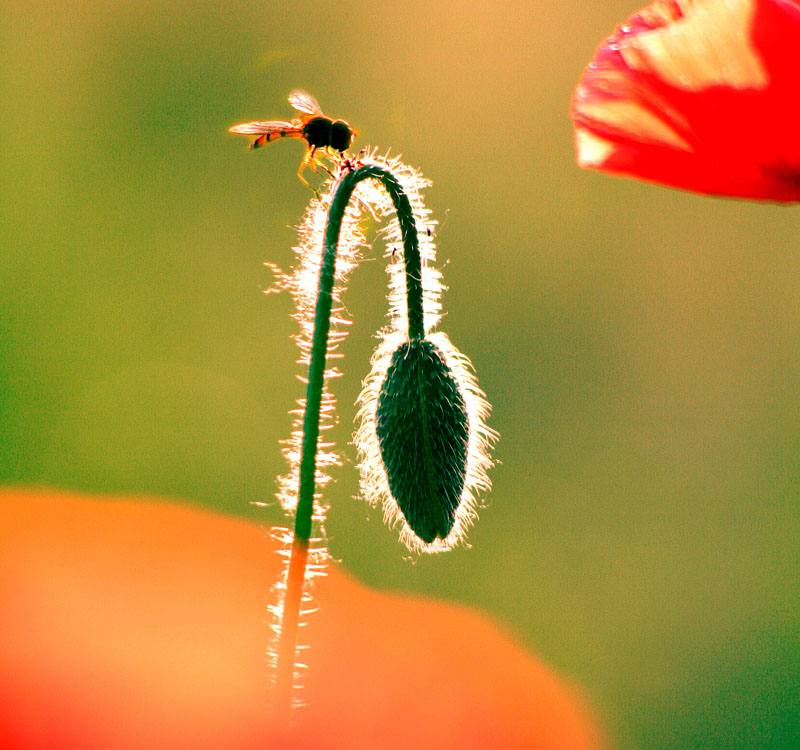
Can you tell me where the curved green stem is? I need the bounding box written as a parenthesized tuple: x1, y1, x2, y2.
(274, 163, 424, 716)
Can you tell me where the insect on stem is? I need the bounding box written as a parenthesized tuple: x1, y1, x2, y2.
(229, 90, 358, 190)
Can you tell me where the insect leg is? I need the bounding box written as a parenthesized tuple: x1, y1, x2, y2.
(297, 147, 316, 190)
(307, 146, 320, 173)
(318, 155, 335, 178)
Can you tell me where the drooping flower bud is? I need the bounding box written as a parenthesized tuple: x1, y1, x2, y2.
(375, 338, 469, 544)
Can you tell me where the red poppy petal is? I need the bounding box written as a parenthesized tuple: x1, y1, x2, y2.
(571, 0, 800, 201)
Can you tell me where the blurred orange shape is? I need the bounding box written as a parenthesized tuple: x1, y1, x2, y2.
(571, 0, 800, 201)
(0, 489, 602, 749)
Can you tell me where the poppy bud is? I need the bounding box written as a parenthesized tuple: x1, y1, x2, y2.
(376, 338, 470, 544)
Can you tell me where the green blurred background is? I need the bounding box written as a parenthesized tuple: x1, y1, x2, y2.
(2, 0, 798, 746)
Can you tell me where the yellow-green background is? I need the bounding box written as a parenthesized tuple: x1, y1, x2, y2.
(3, 1, 798, 746)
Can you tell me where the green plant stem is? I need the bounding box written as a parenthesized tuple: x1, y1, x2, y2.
(274, 163, 424, 717)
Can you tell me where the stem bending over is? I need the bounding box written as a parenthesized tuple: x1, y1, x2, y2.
(275, 164, 427, 715)
(260, 153, 497, 718)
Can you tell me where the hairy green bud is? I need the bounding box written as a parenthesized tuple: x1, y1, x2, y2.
(376, 338, 469, 544)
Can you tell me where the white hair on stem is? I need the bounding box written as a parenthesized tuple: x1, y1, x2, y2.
(264, 150, 497, 713)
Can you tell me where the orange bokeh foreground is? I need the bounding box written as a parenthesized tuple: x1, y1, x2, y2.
(0, 489, 602, 749)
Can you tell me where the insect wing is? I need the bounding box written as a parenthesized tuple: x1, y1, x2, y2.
(288, 90, 322, 116)
(229, 120, 297, 135)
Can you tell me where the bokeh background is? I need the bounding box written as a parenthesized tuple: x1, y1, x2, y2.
(2, 0, 798, 747)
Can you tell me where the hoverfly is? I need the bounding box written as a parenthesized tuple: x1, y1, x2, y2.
(229, 90, 358, 189)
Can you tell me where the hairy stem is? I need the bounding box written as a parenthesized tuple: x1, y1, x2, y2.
(274, 163, 424, 716)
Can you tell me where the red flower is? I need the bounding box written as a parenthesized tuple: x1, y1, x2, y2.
(571, 0, 800, 201)
(0, 489, 602, 749)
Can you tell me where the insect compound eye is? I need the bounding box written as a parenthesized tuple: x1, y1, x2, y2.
(303, 117, 332, 148)
(329, 120, 353, 152)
